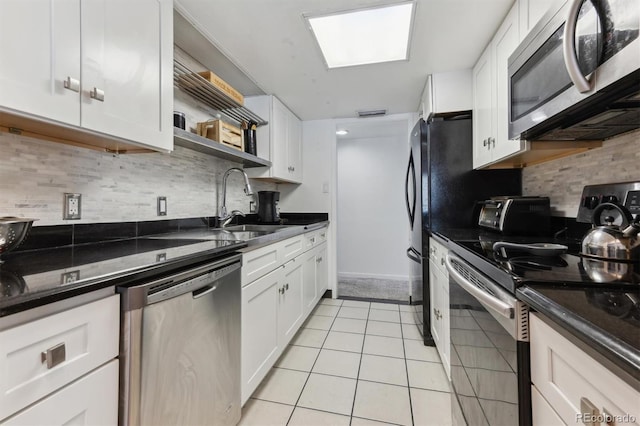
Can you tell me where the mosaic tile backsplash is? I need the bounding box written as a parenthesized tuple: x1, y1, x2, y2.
(522, 130, 640, 217)
(0, 132, 276, 226)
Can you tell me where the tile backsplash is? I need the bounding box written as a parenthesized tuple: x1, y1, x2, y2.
(522, 130, 640, 217)
(0, 132, 275, 226)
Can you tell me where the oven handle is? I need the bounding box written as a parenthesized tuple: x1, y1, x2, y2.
(563, 0, 592, 93)
(445, 254, 514, 319)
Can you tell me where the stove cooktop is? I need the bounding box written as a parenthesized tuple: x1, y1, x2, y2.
(453, 234, 640, 288)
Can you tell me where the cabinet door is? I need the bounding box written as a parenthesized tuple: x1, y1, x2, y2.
(472, 45, 494, 169)
(316, 245, 328, 297)
(2, 359, 118, 426)
(287, 112, 302, 182)
(271, 97, 290, 178)
(0, 0, 80, 125)
(492, 4, 524, 161)
(279, 259, 304, 347)
(428, 259, 442, 349)
(302, 250, 317, 317)
(241, 267, 282, 404)
(519, 0, 560, 41)
(81, 0, 173, 151)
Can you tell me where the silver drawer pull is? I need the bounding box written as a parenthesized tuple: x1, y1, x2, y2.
(63, 76, 80, 92)
(41, 343, 66, 369)
(90, 87, 105, 102)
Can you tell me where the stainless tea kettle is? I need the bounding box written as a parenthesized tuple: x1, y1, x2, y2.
(581, 203, 640, 261)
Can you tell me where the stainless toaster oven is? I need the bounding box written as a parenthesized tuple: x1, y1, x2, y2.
(479, 196, 551, 235)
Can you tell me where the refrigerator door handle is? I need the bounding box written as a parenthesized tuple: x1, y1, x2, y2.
(406, 247, 421, 264)
(405, 153, 416, 228)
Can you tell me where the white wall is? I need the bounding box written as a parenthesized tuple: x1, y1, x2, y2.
(278, 113, 417, 296)
(336, 125, 410, 280)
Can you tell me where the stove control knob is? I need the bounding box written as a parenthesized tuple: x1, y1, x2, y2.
(495, 211, 500, 217)
(583, 195, 600, 209)
(601, 195, 618, 204)
(493, 220, 499, 227)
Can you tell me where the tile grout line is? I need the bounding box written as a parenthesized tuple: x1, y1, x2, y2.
(400, 310, 417, 426)
(348, 303, 371, 426)
(285, 302, 342, 426)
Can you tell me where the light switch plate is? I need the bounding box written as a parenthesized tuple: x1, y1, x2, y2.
(157, 196, 167, 216)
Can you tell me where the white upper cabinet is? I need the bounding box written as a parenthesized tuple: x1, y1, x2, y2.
(420, 70, 472, 119)
(518, 0, 561, 41)
(0, 0, 173, 152)
(472, 3, 525, 169)
(80, 0, 173, 151)
(0, 0, 81, 125)
(245, 95, 302, 184)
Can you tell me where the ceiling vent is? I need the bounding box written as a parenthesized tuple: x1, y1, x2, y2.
(357, 109, 387, 118)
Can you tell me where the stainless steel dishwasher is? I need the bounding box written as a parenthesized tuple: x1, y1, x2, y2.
(118, 254, 241, 426)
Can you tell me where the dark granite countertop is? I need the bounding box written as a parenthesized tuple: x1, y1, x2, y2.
(0, 238, 247, 317)
(0, 214, 330, 318)
(518, 285, 640, 388)
(435, 227, 640, 388)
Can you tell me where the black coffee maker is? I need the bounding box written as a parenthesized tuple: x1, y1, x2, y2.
(257, 191, 280, 223)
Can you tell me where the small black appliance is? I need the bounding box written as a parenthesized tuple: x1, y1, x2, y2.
(257, 191, 280, 223)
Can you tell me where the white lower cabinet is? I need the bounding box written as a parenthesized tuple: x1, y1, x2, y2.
(0, 293, 119, 424)
(530, 313, 640, 426)
(279, 259, 304, 345)
(428, 236, 450, 379)
(2, 360, 119, 426)
(241, 229, 328, 404)
(241, 267, 282, 404)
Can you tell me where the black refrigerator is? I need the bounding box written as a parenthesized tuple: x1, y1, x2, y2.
(405, 112, 522, 345)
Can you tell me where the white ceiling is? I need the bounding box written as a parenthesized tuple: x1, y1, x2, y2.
(174, 0, 514, 121)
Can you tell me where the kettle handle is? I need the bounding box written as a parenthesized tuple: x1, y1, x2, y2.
(591, 203, 633, 227)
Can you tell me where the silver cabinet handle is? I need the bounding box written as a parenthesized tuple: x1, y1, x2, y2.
(41, 343, 66, 369)
(310, 237, 315, 244)
(90, 87, 105, 102)
(579, 397, 600, 425)
(285, 283, 289, 291)
(63, 77, 80, 92)
(563, 0, 592, 93)
(483, 139, 487, 147)
(440, 257, 445, 266)
(491, 137, 495, 148)
(279, 287, 285, 294)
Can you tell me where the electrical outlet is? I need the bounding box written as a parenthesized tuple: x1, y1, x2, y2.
(157, 196, 167, 216)
(249, 201, 256, 213)
(63, 193, 81, 220)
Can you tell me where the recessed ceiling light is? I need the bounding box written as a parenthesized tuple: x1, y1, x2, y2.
(305, 2, 415, 69)
(336, 129, 349, 136)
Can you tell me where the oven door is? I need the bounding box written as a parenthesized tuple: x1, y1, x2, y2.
(445, 253, 531, 426)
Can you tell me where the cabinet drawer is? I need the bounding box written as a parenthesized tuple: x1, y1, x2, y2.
(242, 242, 281, 286)
(0, 295, 119, 421)
(305, 228, 328, 251)
(530, 314, 640, 426)
(429, 236, 448, 272)
(281, 235, 304, 263)
(2, 359, 118, 425)
(531, 385, 565, 426)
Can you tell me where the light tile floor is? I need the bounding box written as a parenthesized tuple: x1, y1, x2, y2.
(239, 299, 453, 426)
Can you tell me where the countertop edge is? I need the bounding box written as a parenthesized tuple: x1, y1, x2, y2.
(517, 286, 640, 390)
(0, 243, 246, 317)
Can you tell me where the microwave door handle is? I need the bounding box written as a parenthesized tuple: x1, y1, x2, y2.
(563, 0, 592, 93)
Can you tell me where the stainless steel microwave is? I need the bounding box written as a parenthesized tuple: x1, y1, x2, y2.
(508, 0, 639, 142)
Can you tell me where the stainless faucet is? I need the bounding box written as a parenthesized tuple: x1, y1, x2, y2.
(218, 167, 254, 227)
